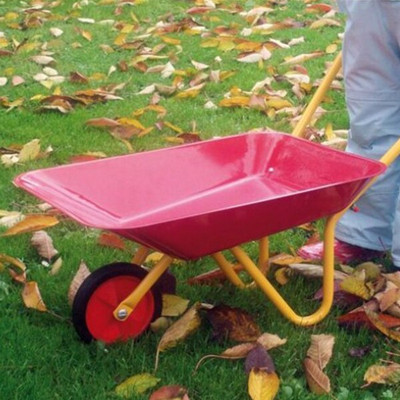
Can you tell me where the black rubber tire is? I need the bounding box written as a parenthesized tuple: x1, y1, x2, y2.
(72, 263, 162, 343)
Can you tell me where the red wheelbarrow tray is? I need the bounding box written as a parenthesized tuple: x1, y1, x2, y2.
(14, 132, 385, 260)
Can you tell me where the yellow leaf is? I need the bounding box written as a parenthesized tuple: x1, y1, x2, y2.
(364, 364, 400, 386)
(219, 96, 250, 108)
(324, 123, 335, 141)
(200, 38, 219, 48)
(114, 33, 127, 45)
(160, 36, 181, 45)
(248, 369, 280, 400)
(116, 117, 146, 130)
(163, 121, 183, 134)
(340, 275, 372, 300)
(19, 139, 41, 162)
(162, 294, 190, 317)
(325, 44, 338, 54)
(0, 253, 26, 272)
(22, 281, 47, 312)
(266, 98, 292, 110)
(115, 373, 160, 398)
(310, 18, 341, 30)
(5, 12, 19, 21)
(80, 30, 92, 41)
(274, 267, 290, 285)
(218, 38, 236, 52)
(2, 215, 59, 237)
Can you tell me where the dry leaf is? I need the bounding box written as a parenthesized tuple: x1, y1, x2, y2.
(31, 230, 58, 260)
(206, 304, 261, 342)
(304, 357, 331, 394)
(248, 368, 280, 400)
(155, 303, 202, 370)
(306, 334, 335, 370)
(245, 345, 275, 375)
(19, 138, 41, 162)
(340, 275, 372, 300)
(149, 385, 189, 400)
(67, 261, 91, 305)
(288, 264, 348, 280)
(363, 363, 400, 386)
(2, 215, 59, 236)
(115, 373, 160, 398)
(22, 281, 47, 312)
(162, 294, 190, 317)
(49, 257, 63, 276)
(365, 309, 400, 342)
(97, 231, 126, 251)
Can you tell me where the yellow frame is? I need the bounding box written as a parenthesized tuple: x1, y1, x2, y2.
(113, 52, 400, 325)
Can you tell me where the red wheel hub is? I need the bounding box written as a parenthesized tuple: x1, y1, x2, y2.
(85, 275, 155, 343)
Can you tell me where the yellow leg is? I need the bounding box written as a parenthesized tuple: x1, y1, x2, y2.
(258, 237, 269, 273)
(292, 52, 342, 138)
(212, 252, 245, 288)
(131, 245, 151, 265)
(113, 254, 173, 321)
(230, 216, 338, 325)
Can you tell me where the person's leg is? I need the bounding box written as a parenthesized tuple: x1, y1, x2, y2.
(336, 0, 400, 254)
(299, 0, 400, 264)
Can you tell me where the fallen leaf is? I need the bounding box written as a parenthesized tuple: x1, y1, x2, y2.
(245, 344, 275, 375)
(22, 281, 47, 312)
(97, 231, 126, 251)
(2, 215, 59, 236)
(306, 334, 334, 370)
(248, 368, 280, 400)
(115, 373, 160, 398)
(49, 257, 63, 276)
(155, 303, 202, 370)
(340, 275, 372, 300)
(206, 304, 261, 342)
(363, 363, 400, 386)
(303, 357, 331, 395)
(365, 309, 400, 342)
(162, 294, 190, 317)
(18, 138, 41, 162)
(149, 385, 189, 400)
(31, 230, 58, 260)
(68, 261, 91, 305)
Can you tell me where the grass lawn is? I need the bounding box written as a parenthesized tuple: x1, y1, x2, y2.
(0, 0, 398, 399)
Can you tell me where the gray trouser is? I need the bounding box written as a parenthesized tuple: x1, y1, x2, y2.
(335, 0, 400, 266)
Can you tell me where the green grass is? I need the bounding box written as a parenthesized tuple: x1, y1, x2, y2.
(0, 0, 397, 399)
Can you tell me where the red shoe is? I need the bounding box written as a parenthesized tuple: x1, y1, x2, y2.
(297, 239, 384, 264)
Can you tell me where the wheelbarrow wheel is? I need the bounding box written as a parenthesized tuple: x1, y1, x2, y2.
(72, 263, 162, 344)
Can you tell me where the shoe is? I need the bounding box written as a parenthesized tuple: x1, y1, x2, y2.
(297, 239, 384, 264)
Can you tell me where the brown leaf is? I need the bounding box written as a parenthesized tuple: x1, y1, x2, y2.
(149, 385, 189, 400)
(248, 368, 280, 400)
(206, 304, 261, 342)
(86, 117, 121, 128)
(31, 230, 58, 260)
(2, 215, 59, 236)
(98, 231, 126, 251)
(304, 357, 331, 395)
(22, 281, 47, 312)
(306, 334, 334, 370)
(365, 309, 400, 342)
(67, 261, 91, 306)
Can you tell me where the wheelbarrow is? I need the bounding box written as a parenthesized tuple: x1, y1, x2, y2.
(13, 53, 400, 344)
